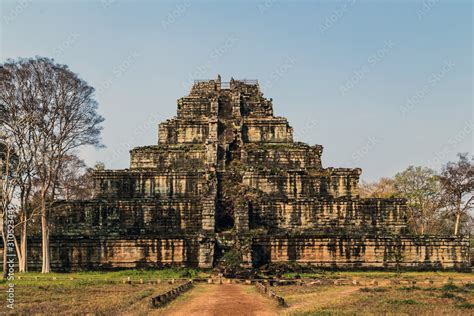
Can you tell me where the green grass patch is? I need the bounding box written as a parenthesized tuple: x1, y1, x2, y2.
(10, 268, 208, 285)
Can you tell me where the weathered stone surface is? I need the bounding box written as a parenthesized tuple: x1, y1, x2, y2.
(26, 237, 209, 270)
(252, 236, 469, 270)
(23, 77, 470, 271)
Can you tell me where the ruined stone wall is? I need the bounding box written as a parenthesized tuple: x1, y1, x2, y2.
(158, 119, 210, 144)
(243, 143, 322, 169)
(242, 170, 360, 199)
(37, 77, 470, 271)
(130, 145, 207, 170)
(50, 199, 205, 235)
(21, 235, 468, 271)
(92, 170, 208, 199)
(177, 97, 212, 118)
(252, 236, 470, 270)
(249, 198, 407, 234)
(242, 118, 293, 143)
(25, 237, 214, 271)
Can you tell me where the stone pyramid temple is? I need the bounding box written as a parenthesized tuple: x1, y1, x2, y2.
(33, 77, 469, 270)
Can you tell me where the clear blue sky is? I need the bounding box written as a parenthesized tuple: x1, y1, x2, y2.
(1, 0, 472, 181)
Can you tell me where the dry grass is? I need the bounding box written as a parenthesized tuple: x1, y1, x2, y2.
(0, 271, 472, 315)
(0, 271, 190, 315)
(272, 273, 474, 315)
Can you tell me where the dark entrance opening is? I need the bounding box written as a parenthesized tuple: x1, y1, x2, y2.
(215, 173, 235, 232)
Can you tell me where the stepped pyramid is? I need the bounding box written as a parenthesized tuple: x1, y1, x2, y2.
(33, 76, 468, 270)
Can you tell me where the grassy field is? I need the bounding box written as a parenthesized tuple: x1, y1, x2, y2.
(0, 268, 205, 315)
(273, 272, 474, 315)
(0, 270, 472, 315)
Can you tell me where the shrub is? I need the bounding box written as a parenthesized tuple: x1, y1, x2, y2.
(399, 286, 421, 291)
(221, 248, 243, 274)
(360, 287, 388, 293)
(457, 302, 474, 309)
(442, 283, 467, 293)
(389, 299, 420, 305)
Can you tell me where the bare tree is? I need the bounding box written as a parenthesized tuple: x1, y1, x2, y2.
(0, 57, 104, 273)
(0, 99, 38, 273)
(359, 177, 396, 198)
(55, 154, 94, 200)
(1, 92, 39, 275)
(0, 140, 17, 279)
(439, 153, 474, 235)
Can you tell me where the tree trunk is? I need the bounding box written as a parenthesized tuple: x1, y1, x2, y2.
(41, 200, 51, 273)
(18, 187, 30, 273)
(19, 218, 27, 272)
(454, 198, 462, 236)
(2, 231, 8, 280)
(454, 212, 461, 235)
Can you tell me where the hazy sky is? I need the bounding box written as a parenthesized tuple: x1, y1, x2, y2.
(1, 0, 472, 181)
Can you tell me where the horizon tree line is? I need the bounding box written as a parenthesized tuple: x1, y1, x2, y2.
(0, 57, 472, 277)
(359, 153, 473, 236)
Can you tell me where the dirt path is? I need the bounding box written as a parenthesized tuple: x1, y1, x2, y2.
(156, 284, 278, 316)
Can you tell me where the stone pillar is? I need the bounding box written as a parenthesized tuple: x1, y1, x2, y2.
(231, 92, 241, 118)
(201, 174, 216, 232)
(234, 202, 249, 232)
(198, 237, 215, 268)
(241, 244, 253, 268)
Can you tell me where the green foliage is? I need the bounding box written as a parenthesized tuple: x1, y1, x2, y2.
(457, 302, 474, 309)
(399, 286, 421, 291)
(388, 299, 420, 305)
(221, 248, 243, 272)
(440, 292, 466, 302)
(360, 287, 387, 293)
(393, 166, 444, 234)
(441, 282, 469, 293)
(464, 283, 474, 290)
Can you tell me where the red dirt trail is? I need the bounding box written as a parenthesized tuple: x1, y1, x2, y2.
(158, 284, 278, 316)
